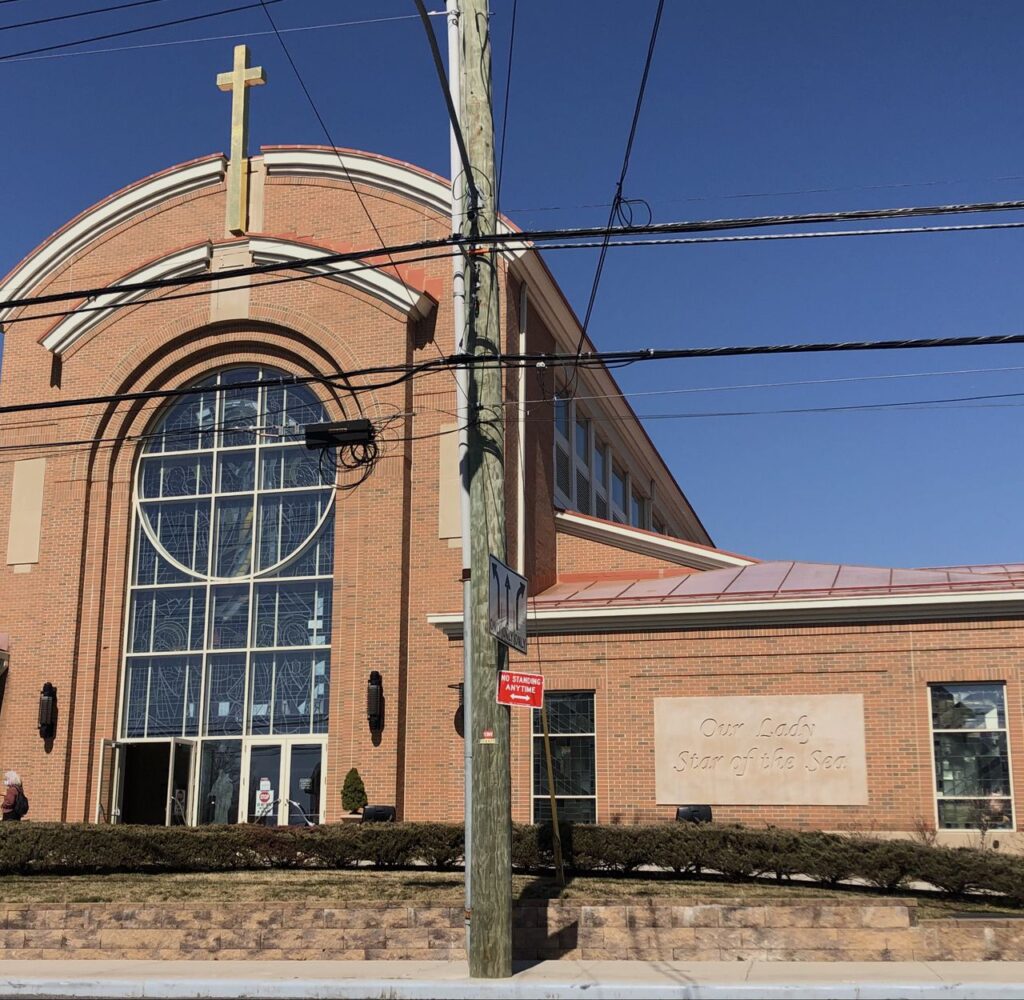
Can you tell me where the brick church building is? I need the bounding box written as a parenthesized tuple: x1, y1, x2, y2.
(0, 50, 1021, 847)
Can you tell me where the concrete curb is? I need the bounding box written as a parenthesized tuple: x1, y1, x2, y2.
(0, 961, 1023, 1000)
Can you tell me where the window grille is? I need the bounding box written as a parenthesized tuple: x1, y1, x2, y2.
(532, 692, 596, 823)
(930, 683, 1013, 830)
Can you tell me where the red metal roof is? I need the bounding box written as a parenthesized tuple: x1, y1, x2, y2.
(533, 561, 1024, 610)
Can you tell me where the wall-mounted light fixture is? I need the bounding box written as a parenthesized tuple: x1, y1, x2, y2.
(367, 671, 384, 733)
(448, 682, 464, 738)
(38, 682, 57, 741)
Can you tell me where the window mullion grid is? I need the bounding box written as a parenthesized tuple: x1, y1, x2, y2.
(930, 684, 1013, 830)
(143, 660, 152, 739)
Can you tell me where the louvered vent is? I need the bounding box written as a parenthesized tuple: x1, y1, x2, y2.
(595, 494, 608, 519)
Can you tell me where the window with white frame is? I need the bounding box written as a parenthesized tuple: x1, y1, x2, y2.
(532, 691, 596, 823)
(930, 683, 1013, 829)
(551, 396, 661, 531)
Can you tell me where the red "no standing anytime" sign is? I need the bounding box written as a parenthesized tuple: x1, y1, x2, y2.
(496, 670, 544, 709)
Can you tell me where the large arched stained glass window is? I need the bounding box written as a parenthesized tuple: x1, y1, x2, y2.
(120, 368, 335, 814)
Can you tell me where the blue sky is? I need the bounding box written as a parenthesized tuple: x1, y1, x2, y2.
(2, 1, 1024, 567)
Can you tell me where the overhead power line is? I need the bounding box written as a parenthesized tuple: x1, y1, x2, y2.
(0, 0, 173, 33)
(573, 0, 665, 387)
(0, 0, 287, 61)
(6, 217, 1024, 330)
(6, 196, 1024, 315)
(7, 335, 1024, 422)
(412, 0, 477, 216)
(1, 12, 445, 63)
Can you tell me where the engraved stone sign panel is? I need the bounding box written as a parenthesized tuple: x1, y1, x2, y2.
(654, 694, 868, 805)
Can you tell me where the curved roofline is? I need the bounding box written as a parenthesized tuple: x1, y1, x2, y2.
(39, 236, 437, 356)
(0, 155, 226, 322)
(0, 146, 521, 324)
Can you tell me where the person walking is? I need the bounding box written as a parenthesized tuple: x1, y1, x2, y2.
(2, 771, 27, 821)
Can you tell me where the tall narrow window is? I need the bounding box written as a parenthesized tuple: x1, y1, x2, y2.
(553, 396, 572, 507)
(574, 416, 591, 515)
(593, 440, 609, 520)
(630, 489, 646, 529)
(533, 692, 596, 823)
(931, 683, 1013, 829)
(611, 465, 627, 524)
(121, 367, 334, 824)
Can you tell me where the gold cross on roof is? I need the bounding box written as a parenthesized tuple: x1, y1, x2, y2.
(217, 44, 265, 235)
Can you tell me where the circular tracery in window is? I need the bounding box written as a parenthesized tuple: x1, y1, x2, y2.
(135, 368, 335, 582)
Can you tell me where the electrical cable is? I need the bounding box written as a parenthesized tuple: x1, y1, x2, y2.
(570, 0, 665, 394)
(412, 0, 477, 216)
(1, 0, 173, 33)
(1, 11, 445, 63)
(9, 196, 1024, 314)
(258, 0, 410, 278)
(0, 0, 287, 61)
(259, 0, 468, 416)
(8, 216, 1024, 331)
(0, 247, 467, 327)
(504, 173, 1024, 216)
(9, 333, 1024, 424)
(495, 0, 517, 212)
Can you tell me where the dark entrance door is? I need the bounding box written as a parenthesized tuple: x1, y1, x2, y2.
(120, 743, 170, 825)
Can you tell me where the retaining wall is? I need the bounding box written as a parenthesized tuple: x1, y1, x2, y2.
(0, 899, 1020, 961)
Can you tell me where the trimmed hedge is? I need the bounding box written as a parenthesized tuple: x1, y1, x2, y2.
(2, 821, 1023, 904)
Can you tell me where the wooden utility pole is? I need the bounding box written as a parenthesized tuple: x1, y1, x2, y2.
(461, 0, 513, 979)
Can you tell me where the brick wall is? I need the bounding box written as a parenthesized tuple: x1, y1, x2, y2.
(0, 899, 1017, 962)
(0, 148, 1021, 839)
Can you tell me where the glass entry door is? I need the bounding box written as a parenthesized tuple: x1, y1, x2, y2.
(247, 744, 282, 824)
(167, 739, 195, 825)
(242, 742, 323, 825)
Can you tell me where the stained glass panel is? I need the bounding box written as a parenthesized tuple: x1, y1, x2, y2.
(218, 373, 259, 447)
(140, 455, 212, 499)
(141, 500, 210, 576)
(130, 587, 205, 653)
(122, 656, 200, 738)
(264, 384, 326, 442)
(217, 451, 256, 493)
(260, 447, 327, 490)
(270, 509, 335, 579)
(209, 585, 249, 649)
(248, 656, 273, 735)
(253, 581, 332, 648)
(205, 654, 246, 736)
(144, 386, 215, 454)
(274, 654, 313, 734)
(257, 491, 330, 570)
(312, 656, 329, 733)
(214, 497, 254, 577)
(124, 368, 335, 824)
(124, 658, 149, 737)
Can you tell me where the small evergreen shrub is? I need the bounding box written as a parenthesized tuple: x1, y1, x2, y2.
(341, 768, 368, 813)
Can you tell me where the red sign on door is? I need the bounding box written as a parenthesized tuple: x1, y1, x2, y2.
(497, 670, 544, 709)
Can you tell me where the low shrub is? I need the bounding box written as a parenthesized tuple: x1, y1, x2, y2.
(3, 821, 1024, 907)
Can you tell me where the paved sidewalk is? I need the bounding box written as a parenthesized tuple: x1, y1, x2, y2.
(0, 960, 1022, 999)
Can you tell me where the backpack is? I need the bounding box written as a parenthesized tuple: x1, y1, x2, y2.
(12, 788, 27, 819)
